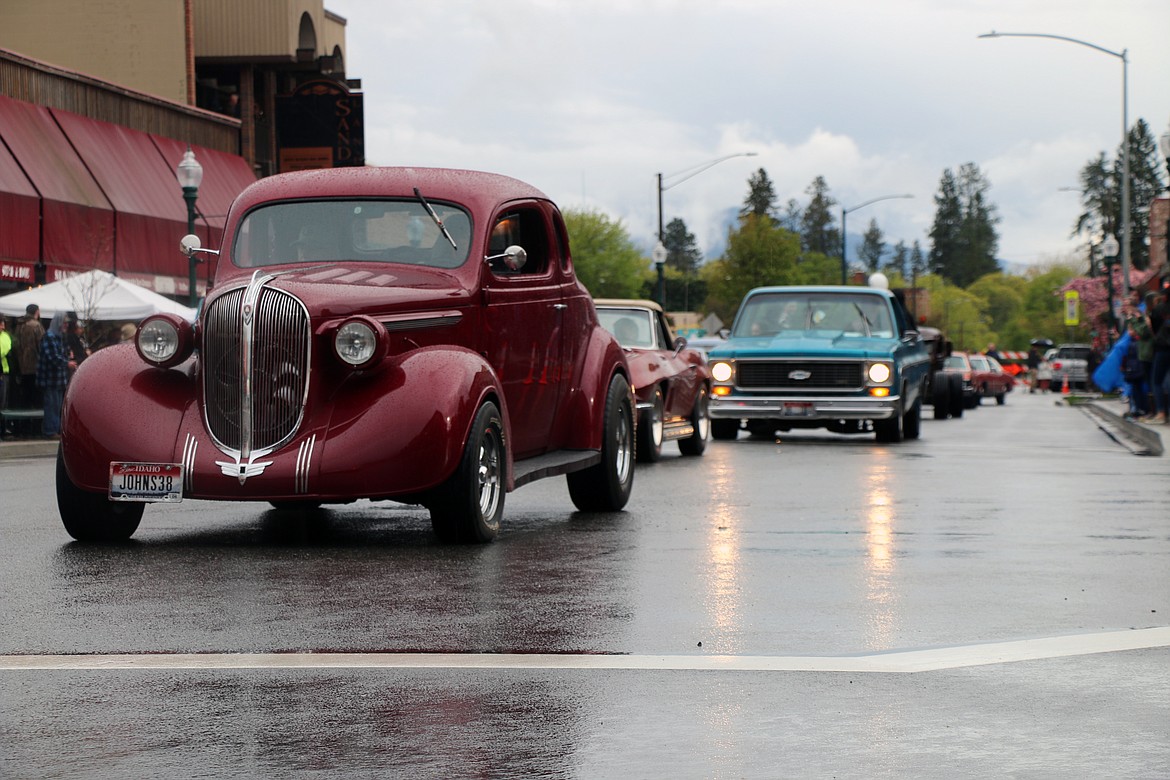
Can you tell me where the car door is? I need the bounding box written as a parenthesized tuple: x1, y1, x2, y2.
(479, 203, 567, 458)
(652, 309, 702, 418)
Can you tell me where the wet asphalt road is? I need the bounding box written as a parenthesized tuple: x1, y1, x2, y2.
(1, 391, 1168, 778)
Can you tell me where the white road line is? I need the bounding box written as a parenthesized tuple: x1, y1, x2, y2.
(2, 627, 1167, 674)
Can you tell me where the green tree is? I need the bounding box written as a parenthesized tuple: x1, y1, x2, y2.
(928, 163, 1000, 287)
(714, 213, 802, 322)
(884, 240, 909, 279)
(909, 240, 927, 284)
(662, 217, 702, 274)
(779, 198, 802, 233)
(800, 176, 839, 256)
(563, 208, 647, 298)
(859, 218, 885, 272)
(740, 168, 778, 220)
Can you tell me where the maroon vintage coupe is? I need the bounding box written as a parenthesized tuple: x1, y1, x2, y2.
(57, 167, 636, 543)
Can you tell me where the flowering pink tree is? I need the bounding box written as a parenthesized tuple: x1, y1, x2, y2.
(1060, 268, 1160, 351)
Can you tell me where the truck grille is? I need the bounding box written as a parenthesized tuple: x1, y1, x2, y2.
(738, 361, 863, 390)
(202, 286, 310, 453)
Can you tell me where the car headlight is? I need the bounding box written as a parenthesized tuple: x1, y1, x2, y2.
(711, 361, 734, 383)
(333, 317, 386, 369)
(867, 362, 892, 384)
(136, 314, 194, 368)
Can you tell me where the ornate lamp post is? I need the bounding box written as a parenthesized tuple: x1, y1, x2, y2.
(175, 146, 203, 307)
(1100, 233, 1120, 347)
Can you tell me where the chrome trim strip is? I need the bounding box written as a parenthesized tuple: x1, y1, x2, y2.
(296, 435, 316, 494)
(182, 433, 198, 492)
(381, 312, 463, 332)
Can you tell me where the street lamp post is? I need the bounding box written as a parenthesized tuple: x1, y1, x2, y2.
(840, 194, 913, 284)
(979, 31, 1130, 296)
(655, 152, 757, 306)
(175, 146, 203, 307)
(1100, 234, 1120, 347)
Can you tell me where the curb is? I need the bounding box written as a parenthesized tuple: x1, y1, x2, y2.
(1078, 402, 1165, 457)
(0, 439, 59, 460)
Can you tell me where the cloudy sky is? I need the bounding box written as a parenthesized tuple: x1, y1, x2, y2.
(326, 0, 1170, 271)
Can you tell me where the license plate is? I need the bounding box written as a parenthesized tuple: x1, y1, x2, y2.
(109, 462, 184, 503)
(781, 402, 815, 417)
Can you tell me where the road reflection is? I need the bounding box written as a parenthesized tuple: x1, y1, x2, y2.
(701, 442, 744, 652)
(863, 448, 900, 651)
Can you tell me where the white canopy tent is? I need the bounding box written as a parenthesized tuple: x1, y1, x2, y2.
(0, 270, 196, 322)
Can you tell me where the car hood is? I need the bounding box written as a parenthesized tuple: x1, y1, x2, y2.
(209, 263, 475, 318)
(708, 334, 901, 361)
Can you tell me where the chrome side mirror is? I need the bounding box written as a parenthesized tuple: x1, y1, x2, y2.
(180, 233, 220, 261)
(484, 245, 528, 271)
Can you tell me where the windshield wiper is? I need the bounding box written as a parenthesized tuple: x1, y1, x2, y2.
(414, 187, 457, 250)
(852, 303, 872, 337)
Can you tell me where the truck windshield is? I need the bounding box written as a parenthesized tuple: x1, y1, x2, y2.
(732, 293, 895, 339)
(232, 199, 473, 269)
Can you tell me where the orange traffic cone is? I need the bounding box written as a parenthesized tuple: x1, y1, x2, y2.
(1061, 375, 1070, 394)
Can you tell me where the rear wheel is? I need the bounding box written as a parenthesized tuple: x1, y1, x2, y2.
(57, 449, 144, 542)
(931, 371, 949, 420)
(678, 385, 710, 456)
(636, 387, 665, 462)
(567, 374, 635, 512)
(430, 401, 505, 544)
(995, 391, 1006, 405)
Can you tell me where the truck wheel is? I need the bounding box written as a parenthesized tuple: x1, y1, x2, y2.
(430, 401, 505, 543)
(874, 403, 904, 443)
(947, 373, 964, 419)
(903, 397, 922, 440)
(568, 374, 634, 512)
(711, 419, 739, 440)
(636, 387, 665, 462)
(57, 449, 144, 542)
(931, 371, 949, 420)
(678, 385, 709, 456)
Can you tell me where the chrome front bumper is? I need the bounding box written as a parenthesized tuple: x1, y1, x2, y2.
(709, 394, 900, 421)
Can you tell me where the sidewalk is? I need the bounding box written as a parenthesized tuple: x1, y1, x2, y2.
(0, 436, 58, 460)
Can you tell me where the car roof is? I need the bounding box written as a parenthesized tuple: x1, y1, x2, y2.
(228, 166, 551, 216)
(746, 285, 893, 297)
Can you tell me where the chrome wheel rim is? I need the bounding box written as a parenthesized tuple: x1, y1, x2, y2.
(477, 428, 502, 520)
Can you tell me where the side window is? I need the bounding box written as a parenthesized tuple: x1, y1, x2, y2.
(489, 207, 549, 276)
(551, 210, 572, 272)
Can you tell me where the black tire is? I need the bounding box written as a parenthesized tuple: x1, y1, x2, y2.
(874, 402, 904, 443)
(995, 392, 1006, 406)
(947, 373, 964, 419)
(636, 387, 665, 462)
(57, 449, 144, 542)
(903, 397, 922, 440)
(567, 374, 635, 512)
(711, 419, 739, 440)
(678, 385, 710, 456)
(430, 401, 505, 543)
(269, 501, 323, 511)
(931, 371, 949, 420)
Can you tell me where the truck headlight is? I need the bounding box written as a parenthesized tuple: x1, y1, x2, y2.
(710, 361, 734, 383)
(867, 362, 892, 384)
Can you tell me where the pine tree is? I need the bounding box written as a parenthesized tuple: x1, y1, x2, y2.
(859, 218, 885, 272)
(928, 163, 999, 287)
(800, 176, 839, 256)
(662, 218, 702, 274)
(884, 240, 909, 278)
(910, 240, 927, 283)
(740, 168, 778, 220)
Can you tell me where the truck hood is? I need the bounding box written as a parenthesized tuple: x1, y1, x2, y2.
(708, 334, 901, 361)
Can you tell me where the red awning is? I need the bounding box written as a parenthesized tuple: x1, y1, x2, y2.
(51, 108, 190, 277)
(0, 135, 40, 280)
(0, 95, 114, 273)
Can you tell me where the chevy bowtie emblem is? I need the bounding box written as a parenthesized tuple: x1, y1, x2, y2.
(789, 370, 812, 380)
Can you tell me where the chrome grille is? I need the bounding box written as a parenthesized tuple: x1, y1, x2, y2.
(738, 361, 863, 390)
(203, 285, 310, 453)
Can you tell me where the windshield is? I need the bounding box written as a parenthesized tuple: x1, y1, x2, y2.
(597, 308, 657, 349)
(232, 199, 472, 269)
(732, 292, 895, 339)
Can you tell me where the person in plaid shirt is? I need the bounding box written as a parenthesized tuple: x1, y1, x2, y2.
(36, 311, 76, 439)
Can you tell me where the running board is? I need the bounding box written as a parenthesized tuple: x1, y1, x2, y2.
(513, 449, 601, 489)
(662, 420, 695, 442)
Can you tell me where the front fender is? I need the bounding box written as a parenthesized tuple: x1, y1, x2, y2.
(62, 343, 196, 492)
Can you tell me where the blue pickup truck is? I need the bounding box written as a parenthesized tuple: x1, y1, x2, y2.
(706, 283, 931, 443)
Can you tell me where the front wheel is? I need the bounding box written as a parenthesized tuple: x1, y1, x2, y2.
(636, 387, 665, 462)
(430, 401, 505, 544)
(874, 404, 904, 443)
(711, 419, 740, 440)
(678, 385, 710, 456)
(568, 374, 635, 512)
(57, 449, 144, 542)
